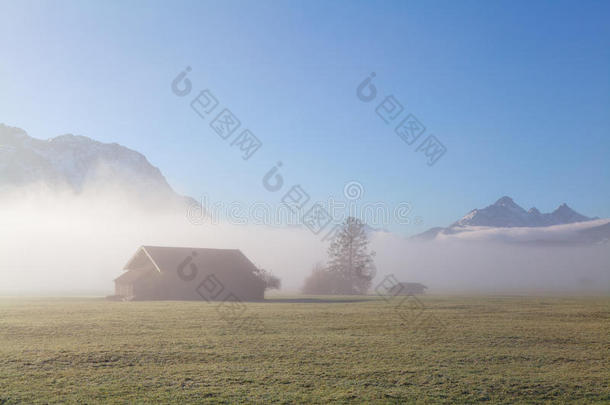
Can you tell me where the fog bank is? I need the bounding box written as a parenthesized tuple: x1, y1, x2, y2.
(1, 187, 608, 294)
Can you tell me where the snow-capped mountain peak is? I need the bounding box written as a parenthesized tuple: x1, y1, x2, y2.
(549, 203, 590, 225)
(415, 196, 604, 244)
(0, 124, 192, 209)
(452, 196, 592, 228)
(494, 196, 520, 208)
(528, 207, 541, 215)
(454, 196, 530, 227)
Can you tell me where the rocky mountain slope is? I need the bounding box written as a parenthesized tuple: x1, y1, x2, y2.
(0, 124, 191, 208)
(414, 196, 608, 245)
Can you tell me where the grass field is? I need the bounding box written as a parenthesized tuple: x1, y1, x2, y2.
(0, 295, 609, 404)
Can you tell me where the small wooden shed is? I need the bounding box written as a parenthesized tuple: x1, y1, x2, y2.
(389, 282, 428, 296)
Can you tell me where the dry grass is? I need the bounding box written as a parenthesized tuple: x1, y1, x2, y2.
(0, 295, 609, 404)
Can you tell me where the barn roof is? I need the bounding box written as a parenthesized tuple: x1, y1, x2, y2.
(114, 267, 155, 284)
(122, 246, 261, 282)
(392, 282, 428, 288)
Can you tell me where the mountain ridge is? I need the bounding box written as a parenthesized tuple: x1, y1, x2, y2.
(2, 124, 606, 244)
(452, 196, 593, 228)
(414, 196, 606, 244)
(0, 124, 193, 208)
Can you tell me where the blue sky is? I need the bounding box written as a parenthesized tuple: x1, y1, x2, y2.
(1, 0, 609, 234)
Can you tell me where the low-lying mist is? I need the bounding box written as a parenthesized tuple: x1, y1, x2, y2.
(1, 186, 608, 295)
(374, 233, 610, 294)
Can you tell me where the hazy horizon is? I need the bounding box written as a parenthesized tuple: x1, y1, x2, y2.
(1, 181, 608, 295)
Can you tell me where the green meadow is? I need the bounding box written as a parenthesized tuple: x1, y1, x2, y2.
(0, 296, 608, 404)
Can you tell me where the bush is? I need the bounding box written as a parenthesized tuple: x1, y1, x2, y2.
(302, 264, 344, 294)
(254, 267, 281, 290)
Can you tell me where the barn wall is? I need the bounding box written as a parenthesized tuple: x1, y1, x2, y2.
(115, 282, 133, 297)
(145, 269, 265, 301)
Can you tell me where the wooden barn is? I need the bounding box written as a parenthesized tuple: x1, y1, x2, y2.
(114, 246, 266, 301)
(389, 282, 428, 296)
